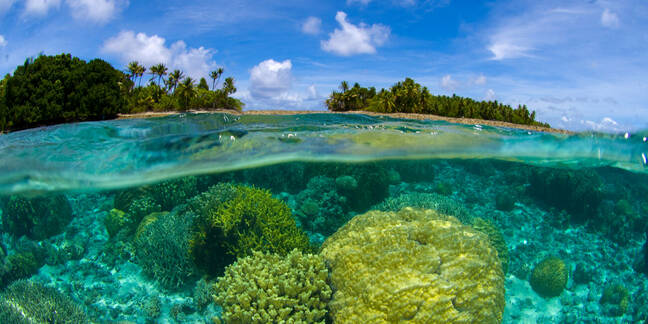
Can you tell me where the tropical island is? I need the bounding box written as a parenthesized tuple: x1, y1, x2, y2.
(0, 53, 549, 133)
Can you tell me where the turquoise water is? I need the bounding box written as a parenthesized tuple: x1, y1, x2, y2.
(0, 113, 647, 323)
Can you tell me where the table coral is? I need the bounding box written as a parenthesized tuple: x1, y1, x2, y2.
(320, 207, 505, 324)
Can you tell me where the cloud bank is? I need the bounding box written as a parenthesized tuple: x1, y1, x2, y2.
(102, 31, 217, 79)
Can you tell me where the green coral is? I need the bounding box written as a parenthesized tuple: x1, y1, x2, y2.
(294, 176, 350, 236)
(134, 210, 196, 289)
(104, 208, 130, 238)
(214, 249, 331, 324)
(0, 280, 87, 323)
(471, 218, 509, 274)
(600, 283, 629, 317)
(529, 256, 568, 298)
(188, 183, 312, 276)
(0, 252, 43, 288)
(0, 194, 72, 240)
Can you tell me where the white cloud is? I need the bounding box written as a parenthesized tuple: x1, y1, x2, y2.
(302, 16, 322, 35)
(102, 31, 217, 79)
(440, 74, 458, 91)
(307, 84, 318, 99)
(66, 0, 125, 24)
(249, 59, 293, 99)
(474, 74, 487, 85)
(488, 42, 533, 61)
(24, 0, 61, 16)
(321, 11, 390, 56)
(0, 35, 6, 48)
(601, 9, 620, 29)
(485, 89, 496, 101)
(347, 0, 371, 5)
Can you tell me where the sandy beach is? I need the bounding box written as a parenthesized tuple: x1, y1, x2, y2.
(118, 109, 573, 134)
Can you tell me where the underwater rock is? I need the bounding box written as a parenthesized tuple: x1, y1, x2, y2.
(320, 207, 505, 323)
(495, 192, 516, 211)
(0, 280, 87, 322)
(188, 183, 312, 276)
(0, 194, 73, 240)
(529, 256, 568, 298)
(214, 250, 331, 324)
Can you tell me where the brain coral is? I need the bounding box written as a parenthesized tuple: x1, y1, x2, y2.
(530, 256, 568, 298)
(214, 249, 331, 323)
(320, 207, 505, 324)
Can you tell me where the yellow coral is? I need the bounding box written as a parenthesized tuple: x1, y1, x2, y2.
(471, 217, 510, 274)
(320, 207, 505, 324)
(104, 209, 128, 238)
(214, 249, 331, 324)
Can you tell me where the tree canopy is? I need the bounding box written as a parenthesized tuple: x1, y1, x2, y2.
(1, 54, 125, 131)
(326, 78, 549, 128)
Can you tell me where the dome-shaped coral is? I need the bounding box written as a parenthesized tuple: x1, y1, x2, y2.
(529, 256, 568, 298)
(320, 207, 505, 324)
(214, 249, 331, 323)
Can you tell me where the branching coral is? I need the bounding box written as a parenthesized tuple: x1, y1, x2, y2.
(372, 192, 471, 223)
(214, 249, 331, 323)
(294, 176, 350, 236)
(0, 194, 72, 240)
(320, 207, 505, 323)
(134, 210, 196, 289)
(0, 280, 87, 322)
(188, 183, 312, 276)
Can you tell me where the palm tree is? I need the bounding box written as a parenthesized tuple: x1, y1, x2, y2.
(340, 81, 349, 93)
(149, 63, 168, 87)
(222, 77, 236, 96)
(127, 61, 138, 82)
(177, 77, 196, 110)
(209, 67, 224, 91)
(136, 64, 146, 87)
(167, 69, 184, 94)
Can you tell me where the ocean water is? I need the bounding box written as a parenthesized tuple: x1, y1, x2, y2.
(0, 112, 647, 323)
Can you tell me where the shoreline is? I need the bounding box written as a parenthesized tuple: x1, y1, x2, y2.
(118, 109, 572, 134)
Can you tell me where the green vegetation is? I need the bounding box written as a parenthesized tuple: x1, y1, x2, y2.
(0, 54, 243, 132)
(326, 78, 550, 127)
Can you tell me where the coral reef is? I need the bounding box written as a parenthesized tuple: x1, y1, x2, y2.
(0, 280, 87, 322)
(147, 176, 199, 211)
(294, 176, 350, 236)
(471, 217, 510, 274)
(320, 207, 505, 323)
(528, 168, 602, 222)
(188, 183, 312, 276)
(600, 283, 629, 317)
(0, 252, 43, 288)
(0, 194, 72, 240)
(372, 191, 471, 223)
(214, 249, 331, 323)
(529, 256, 568, 298)
(134, 210, 196, 289)
(104, 208, 129, 238)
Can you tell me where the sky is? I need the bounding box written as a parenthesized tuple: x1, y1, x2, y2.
(0, 0, 647, 132)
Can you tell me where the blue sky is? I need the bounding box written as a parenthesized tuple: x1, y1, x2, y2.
(0, 0, 647, 131)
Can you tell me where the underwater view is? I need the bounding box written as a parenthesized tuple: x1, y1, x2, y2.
(0, 112, 647, 323)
